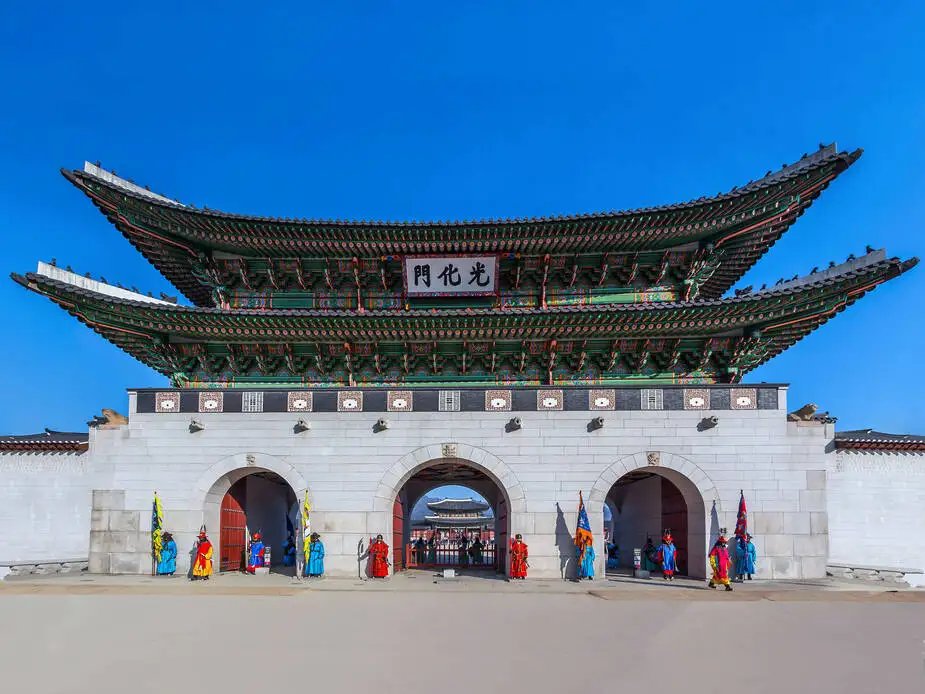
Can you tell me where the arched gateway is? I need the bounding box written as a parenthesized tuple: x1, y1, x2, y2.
(196, 453, 308, 573)
(590, 452, 720, 580)
(373, 444, 525, 576)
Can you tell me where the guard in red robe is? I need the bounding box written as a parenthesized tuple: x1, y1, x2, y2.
(369, 534, 390, 578)
(708, 534, 733, 591)
(510, 534, 528, 579)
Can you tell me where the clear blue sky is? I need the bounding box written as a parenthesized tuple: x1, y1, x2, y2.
(1, 3, 922, 434)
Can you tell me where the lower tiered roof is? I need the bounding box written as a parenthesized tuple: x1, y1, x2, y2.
(12, 250, 916, 387)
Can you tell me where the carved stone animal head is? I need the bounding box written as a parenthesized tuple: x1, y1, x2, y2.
(786, 403, 818, 422)
(99, 408, 129, 428)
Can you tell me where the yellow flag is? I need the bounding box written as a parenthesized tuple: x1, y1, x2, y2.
(152, 493, 164, 562)
(302, 491, 311, 556)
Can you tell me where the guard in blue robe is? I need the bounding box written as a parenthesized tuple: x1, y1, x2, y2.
(246, 532, 266, 573)
(306, 532, 325, 576)
(657, 532, 677, 581)
(735, 534, 757, 580)
(282, 535, 296, 566)
(156, 532, 177, 575)
(578, 541, 595, 580)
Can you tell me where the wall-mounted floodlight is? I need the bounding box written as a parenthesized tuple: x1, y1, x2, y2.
(587, 417, 605, 433)
(294, 419, 311, 434)
(697, 416, 719, 432)
(505, 417, 522, 433)
(189, 419, 204, 433)
(373, 418, 389, 433)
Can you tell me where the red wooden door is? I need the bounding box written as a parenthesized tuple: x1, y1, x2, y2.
(661, 478, 688, 575)
(220, 492, 246, 572)
(392, 498, 404, 572)
(495, 498, 508, 574)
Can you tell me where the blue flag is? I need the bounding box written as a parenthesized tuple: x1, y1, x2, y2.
(575, 491, 593, 548)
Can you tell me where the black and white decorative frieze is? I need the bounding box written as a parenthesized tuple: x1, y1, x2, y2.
(135, 385, 783, 414)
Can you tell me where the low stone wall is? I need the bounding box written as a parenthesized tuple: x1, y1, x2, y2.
(1, 560, 89, 578)
(827, 450, 925, 573)
(826, 564, 918, 585)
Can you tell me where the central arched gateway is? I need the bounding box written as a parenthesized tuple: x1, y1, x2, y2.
(590, 452, 720, 580)
(393, 460, 510, 573)
(374, 444, 525, 576)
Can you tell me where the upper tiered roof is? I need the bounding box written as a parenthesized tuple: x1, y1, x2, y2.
(64, 145, 861, 306)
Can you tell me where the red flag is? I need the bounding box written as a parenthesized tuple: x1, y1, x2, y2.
(734, 490, 748, 539)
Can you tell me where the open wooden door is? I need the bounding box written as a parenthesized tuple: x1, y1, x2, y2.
(392, 497, 404, 572)
(220, 488, 246, 572)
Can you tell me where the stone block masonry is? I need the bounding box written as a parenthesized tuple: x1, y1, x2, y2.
(0, 451, 96, 565)
(0, 385, 841, 580)
(827, 450, 925, 573)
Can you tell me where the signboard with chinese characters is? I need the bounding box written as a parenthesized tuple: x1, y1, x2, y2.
(402, 255, 499, 297)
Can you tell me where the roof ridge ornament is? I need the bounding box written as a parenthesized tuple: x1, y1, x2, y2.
(82, 161, 182, 206)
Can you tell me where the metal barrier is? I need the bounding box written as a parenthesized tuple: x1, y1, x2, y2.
(405, 542, 502, 571)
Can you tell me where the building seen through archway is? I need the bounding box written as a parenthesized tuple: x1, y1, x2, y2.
(217, 471, 297, 572)
(605, 468, 706, 579)
(392, 460, 510, 574)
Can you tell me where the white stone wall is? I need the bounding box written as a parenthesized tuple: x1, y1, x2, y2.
(828, 450, 925, 573)
(0, 386, 843, 580)
(0, 451, 95, 565)
(66, 386, 828, 580)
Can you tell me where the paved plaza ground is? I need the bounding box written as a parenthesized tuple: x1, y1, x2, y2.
(2, 573, 923, 693)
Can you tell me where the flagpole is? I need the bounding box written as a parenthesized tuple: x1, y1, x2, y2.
(151, 491, 160, 577)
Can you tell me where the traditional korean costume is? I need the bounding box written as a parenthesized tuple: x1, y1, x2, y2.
(642, 540, 660, 572)
(510, 535, 528, 579)
(191, 531, 213, 579)
(709, 536, 733, 591)
(370, 535, 390, 578)
(657, 532, 677, 580)
(307, 533, 325, 576)
(156, 535, 177, 575)
(578, 541, 595, 579)
(735, 535, 757, 579)
(282, 536, 296, 566)
(246, 533, 266, 573)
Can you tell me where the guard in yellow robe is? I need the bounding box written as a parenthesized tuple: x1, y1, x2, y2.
(192, 529, 213, 580)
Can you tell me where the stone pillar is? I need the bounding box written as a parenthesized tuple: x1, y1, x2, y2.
(88, 490, 149, 574)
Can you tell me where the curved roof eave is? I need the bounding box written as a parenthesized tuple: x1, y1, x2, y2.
(13, 253, 915, 320)
(65, 144, 860, 231)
